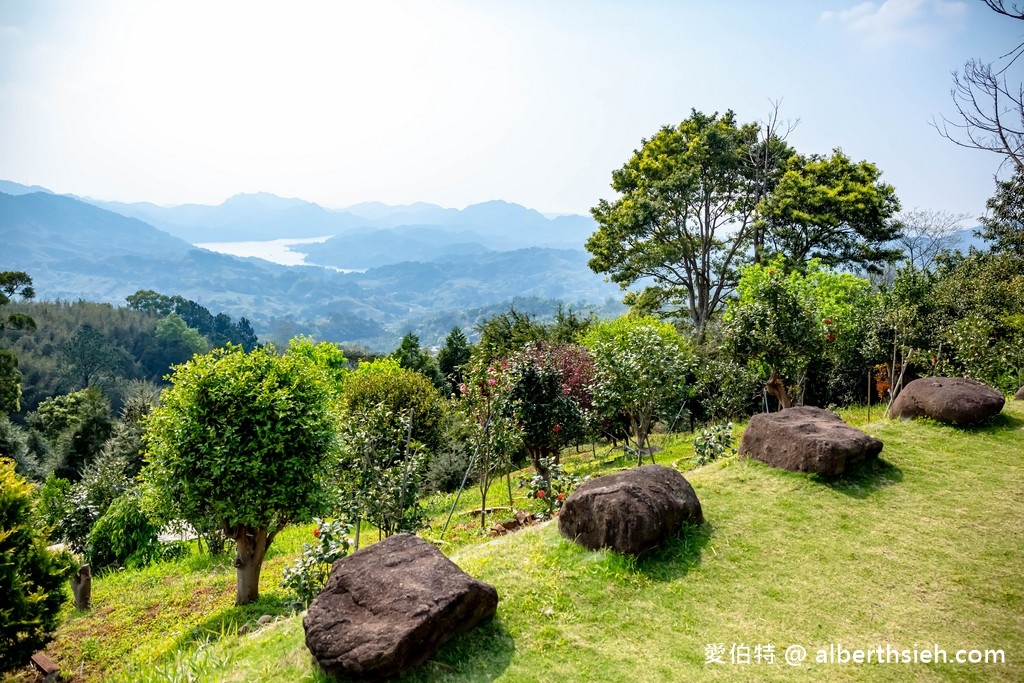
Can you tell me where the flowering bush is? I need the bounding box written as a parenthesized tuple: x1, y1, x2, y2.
(521, 457, 583, 516)
(280, 517, 352, 608)
(693, 422, 736, 467)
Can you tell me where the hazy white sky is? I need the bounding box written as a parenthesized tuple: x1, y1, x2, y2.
(0, 0, 1018, 218)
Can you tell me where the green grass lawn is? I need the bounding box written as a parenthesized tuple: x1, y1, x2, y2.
(7, 403, 1023, 682)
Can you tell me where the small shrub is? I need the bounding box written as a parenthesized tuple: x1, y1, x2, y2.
(87, 490, 162, 571)
(281, 518, 352, 607)
(693, 422, 736, 467)
(0, 458, 76, 675)
(521, 458, 583, 516)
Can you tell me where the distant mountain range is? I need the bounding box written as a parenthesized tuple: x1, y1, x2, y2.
(0, 182, 622, 350)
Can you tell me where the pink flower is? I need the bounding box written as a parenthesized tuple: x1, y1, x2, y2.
(459, 383, 468, 394)
(488, 378, 496, 387)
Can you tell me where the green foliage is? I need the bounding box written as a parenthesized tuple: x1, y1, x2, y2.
(583, 316, 694, 463)
(280, 518, 352, 607)
(759, 149, 902, 273)
(337, 401, 430, 540)
(689, 344, 762, 423)
(456, 360, 523, 524)
(393, 332, 445, 390)
(724, 257, 872, 403)
(0, 270, 35, 413)
(521, 457, 582, 516)
(0, 415, 32, 476)
(155, 313, 209, 356)
(474, 307, 549, 363)
(339, 357, 447, 456)
(286, 336, 349, 397)
(28, 386, 115, 481)
(693, 422, 736, 466)
(142, 343, 339, 603)
(58, 323, 131, 391)
(0, 458, 76, 674)
(587, 109, 790, 333)
(978, 169, 1024, 258)
(87, 490, 162, 571)
(437, 326, 472, 396)
(126, 290, 258, 351)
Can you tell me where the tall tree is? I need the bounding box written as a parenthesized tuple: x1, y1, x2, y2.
(392, 332, 445, 390)
(978, 170, 1024, 257)
(0, 271, 36, 413)
(142, 344, 338, 605)
(758, 150, 902, 273)
(437, 326, 471, 396)
(587, 109, 791, 336)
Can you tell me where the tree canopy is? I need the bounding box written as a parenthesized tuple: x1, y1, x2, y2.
(142, 344, 338, 605)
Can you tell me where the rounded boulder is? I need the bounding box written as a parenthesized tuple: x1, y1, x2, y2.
(890, 377, 1004, 425)
(558, 464, 703, 555)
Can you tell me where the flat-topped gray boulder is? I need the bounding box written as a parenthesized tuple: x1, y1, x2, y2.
(558, 464, 703, 555)
(1014, 385, 1024, 401)
(304, 533, 498, 681)
(890, 377, 1004, 425)
(740, 406, 882, 477)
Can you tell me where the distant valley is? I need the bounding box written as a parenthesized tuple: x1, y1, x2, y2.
(0, 181, 623, 350)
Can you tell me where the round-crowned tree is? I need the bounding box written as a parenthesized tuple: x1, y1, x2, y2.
(582, 316, 694, 465)
(1, 458, 76, 674)
(142, 344, 338, 605)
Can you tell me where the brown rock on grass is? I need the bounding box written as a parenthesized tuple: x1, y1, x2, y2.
(739, 405, 882, 477)
(304, 533, 498, 681)
(1014, 385, 1024, 401)
(890, 377, 1005, 425)
(558, 464, 703, 555)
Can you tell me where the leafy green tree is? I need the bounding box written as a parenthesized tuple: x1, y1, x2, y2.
(505, 349, 588, 487)
(339, 357, 448, 457)
(0, 458, 76, 674)
(437, 327, 471, 396)
(582, 316, 695, 464)
(723, 257, 872, 408)
(58, 323, 129, 391)
(28, 387, 114, 480)
(155, 313, 209, 356)
(142, 344, 338, 605)
(586, 109, 791, 335)
(286, 336, 349, 399)
(758, 150, 902, 273)
(0, 271, 36, 413)
(475, 307, 549, 362)
(979, 170, 1024, 258)
(455, 360, 522, 527)
(337, 401, 429, 545)
(392, 332, 445, 390)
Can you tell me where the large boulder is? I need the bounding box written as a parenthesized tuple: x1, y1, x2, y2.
(303, 533, 498, 681)
(739, 406, 882, 477)
(1014, 385, 1024, 401)
(558, 464, 703, 555)
(890, 377, 1005, 425)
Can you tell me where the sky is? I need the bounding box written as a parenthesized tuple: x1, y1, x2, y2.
(0, 0, 1019, 219)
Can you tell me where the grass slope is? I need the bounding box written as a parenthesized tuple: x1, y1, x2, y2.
(8, 404, 1023, 682)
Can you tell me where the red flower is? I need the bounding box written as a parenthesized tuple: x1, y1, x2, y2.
(557, 492, 565, 502)
(312, 527, 321, 539)
(823, 318, 832, 324)
(536, 489, 546, 499)
(826, 333, 835, 341)
(552, 424, 561, 433)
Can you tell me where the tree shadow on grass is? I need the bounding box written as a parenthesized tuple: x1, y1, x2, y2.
(172, 594, 292, 651)
(818, 457, 904, 499)
(633, 521, 713, 583)
(312, 617, 515, 683)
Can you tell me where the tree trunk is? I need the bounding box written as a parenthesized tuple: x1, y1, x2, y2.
(231, 524, 273, 606)
(765, 371, 792, 410)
